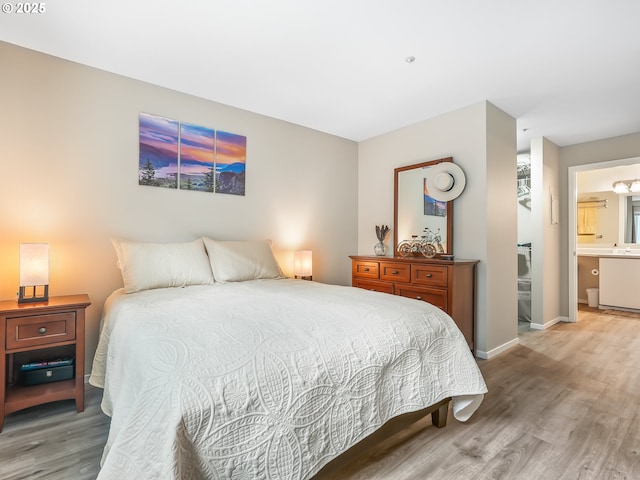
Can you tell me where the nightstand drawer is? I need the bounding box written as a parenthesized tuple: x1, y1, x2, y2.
(411, 264, 448, 287)
(6, 313, 76, 350)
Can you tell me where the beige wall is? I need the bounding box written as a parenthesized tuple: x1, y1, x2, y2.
(484, 103, 519, 354)
(0, 42, 358, 372)
(530, 137, 563, 328)
(358, 101, 518, 357)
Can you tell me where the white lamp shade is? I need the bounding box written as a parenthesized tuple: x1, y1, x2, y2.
(19, 243, 49, 286)
(294, 250, 313, 277)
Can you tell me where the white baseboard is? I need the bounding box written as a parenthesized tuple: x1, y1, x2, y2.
(530, 315, 567, 330)
(475, 336, 520, 359)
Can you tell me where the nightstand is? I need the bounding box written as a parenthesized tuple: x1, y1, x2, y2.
(0, 294, 90, 432)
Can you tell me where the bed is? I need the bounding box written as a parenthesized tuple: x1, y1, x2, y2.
(90, 238, 487, 479)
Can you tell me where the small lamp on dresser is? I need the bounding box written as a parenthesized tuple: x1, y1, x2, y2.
(294, 250, 313, 281)
(18, 243, 49, 303)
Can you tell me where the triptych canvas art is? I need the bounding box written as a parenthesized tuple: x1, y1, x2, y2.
(138, 112, 246, 196)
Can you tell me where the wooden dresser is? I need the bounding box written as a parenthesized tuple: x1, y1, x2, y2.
(350, 256, 478, 350)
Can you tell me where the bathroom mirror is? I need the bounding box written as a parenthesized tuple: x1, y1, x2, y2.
(394, 158, 454, 257)
(577, 191, 640, 245)
(621, 195, 640, 244)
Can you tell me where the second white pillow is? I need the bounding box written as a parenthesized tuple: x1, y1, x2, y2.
(202, 237, 284, 283)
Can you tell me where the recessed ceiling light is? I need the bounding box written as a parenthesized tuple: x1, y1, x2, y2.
(405, 56, 416, 64)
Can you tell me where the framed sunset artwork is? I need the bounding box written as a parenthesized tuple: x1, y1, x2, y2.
(139, 113, 246, 196)
(215, 131, 246, 196)
(179, 122, 215, 192)
(138, 113, 179, 189)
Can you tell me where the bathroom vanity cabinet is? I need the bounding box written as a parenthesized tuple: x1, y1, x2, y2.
(599, 257, 640, 310)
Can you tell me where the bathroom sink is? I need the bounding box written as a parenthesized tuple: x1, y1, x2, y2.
(577, 247, 640, 257)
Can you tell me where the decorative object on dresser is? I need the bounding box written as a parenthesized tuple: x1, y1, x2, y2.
(0, 294, 90, 432)
(374, 224, 390, 256)
(350, 256, 477, 350)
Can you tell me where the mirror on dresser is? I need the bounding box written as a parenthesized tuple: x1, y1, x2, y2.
(394, 158, 454, 257)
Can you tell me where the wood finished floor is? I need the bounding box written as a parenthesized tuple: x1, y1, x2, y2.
(1, 306, 639, 479)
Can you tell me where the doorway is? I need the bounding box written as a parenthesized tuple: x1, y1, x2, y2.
(517, 153, 532, 333)
(568, 156, 640, 322)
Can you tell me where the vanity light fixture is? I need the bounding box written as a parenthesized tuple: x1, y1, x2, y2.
(18, 243, 50, 303)
(613, 181, 629, 194)
(612, 179, 640, 194)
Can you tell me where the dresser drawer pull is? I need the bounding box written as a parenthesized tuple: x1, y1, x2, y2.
(425, 273, 433, 278)
(416, 296, 422, 300)
(38, 327, 47, 334)
(392, 270, 399, 275)
(363, 268, 370, 272)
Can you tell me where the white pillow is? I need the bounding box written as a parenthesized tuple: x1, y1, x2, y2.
(112, 238, 214, 293)
(202, 237, 284, 283)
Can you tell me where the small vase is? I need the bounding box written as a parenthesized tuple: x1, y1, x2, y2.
(374, 242, 386, 256)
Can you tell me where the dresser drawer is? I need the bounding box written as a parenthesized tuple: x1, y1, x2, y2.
(352, 261, 380, 279)
(395, 286, 448, 311)
(380, 262, 411, 283)
(411, 264, 448, 287)
(6, 312, 76, 350)
(353, 278, 394, 294)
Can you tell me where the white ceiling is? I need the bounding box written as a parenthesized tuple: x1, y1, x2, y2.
(2, 0, 639, 152)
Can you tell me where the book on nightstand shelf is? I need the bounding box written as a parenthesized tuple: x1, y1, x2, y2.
(20, 357, 75, 371)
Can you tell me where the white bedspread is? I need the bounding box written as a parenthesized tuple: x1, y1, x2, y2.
(90, 279, 486, 479)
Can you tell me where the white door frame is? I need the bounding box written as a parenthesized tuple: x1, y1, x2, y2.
(568, 156, 640, 322)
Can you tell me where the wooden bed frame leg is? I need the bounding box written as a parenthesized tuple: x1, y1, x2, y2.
(431, 399, 449, 428)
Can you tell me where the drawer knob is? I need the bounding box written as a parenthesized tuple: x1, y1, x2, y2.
(392, 270, 399, 275)
(425, 273, 433, 278)
(38, 327, 47, 335)
(416, 296, 423, 300)
(363, 268, 370, 272)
